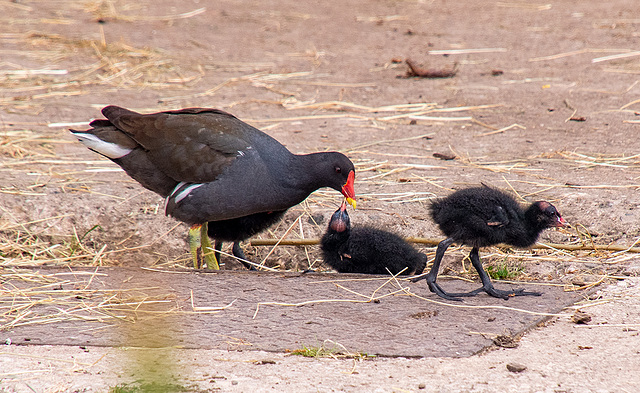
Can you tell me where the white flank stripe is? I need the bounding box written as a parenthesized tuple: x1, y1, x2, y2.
(169, 182, 187, 198)
(165, 181, 186, 213)
(73, 133, 133, 159)
(174, 183, 204, 204)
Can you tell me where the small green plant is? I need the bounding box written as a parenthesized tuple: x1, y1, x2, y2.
(109, 381, 187, 393)
(486, 261, 524, 280)
(290, 340, 373, 360)
(290, 345, 330, 358)
(109, 383, 139, 393)
(67, 224, 102, 256)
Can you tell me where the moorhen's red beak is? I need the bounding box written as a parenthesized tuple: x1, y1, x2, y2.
(341, 170, 356, 209)
(555, 215, 567, 227)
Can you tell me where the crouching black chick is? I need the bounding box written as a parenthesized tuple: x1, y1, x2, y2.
(321, 201, 427, 275)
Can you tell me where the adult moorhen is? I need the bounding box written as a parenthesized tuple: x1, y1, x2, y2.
(71, 106, 356, 269)
(413, 185, 565, 300)
(321, 201, 427, 275)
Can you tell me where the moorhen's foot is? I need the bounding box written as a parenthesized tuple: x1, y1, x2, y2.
(411, 274, 428, 283)
(427, 280, 485, 301)
(231, 242, 256, 270)
(481, 286, 542, 300)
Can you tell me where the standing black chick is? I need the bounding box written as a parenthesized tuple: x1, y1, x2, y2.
(414, 186, 566, 300)
(321, 201, 427, 275)
(207, 211, 286, 270)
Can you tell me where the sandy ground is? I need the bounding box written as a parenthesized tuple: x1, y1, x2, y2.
(2, 0, 640, 391)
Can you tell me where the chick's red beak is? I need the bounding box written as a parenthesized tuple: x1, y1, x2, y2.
(341, 170, 356, 209)
(556, 215, 567, 227)
(330, 200, 350, 232)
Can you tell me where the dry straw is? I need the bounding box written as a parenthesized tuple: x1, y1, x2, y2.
(2, 14, 638, 318)
(252, 269, 575, 320)
(0, 267, 237, 332)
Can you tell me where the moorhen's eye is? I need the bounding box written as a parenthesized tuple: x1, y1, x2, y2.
(334, 166, 342, 174)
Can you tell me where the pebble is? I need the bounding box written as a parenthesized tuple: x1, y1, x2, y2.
(506, 363, 527, 373)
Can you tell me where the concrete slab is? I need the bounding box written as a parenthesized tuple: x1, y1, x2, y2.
(0, 266, 587, 357)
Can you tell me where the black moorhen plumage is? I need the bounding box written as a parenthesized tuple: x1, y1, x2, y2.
(71, 106, 356, 269)
(414, 186, 565, 300)
(321, 201, 427, 275)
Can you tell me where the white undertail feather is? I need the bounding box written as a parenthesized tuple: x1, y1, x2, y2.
(72, 132, 133, 159)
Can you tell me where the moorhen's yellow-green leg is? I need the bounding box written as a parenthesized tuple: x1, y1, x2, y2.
(188, 223, 219, 270)
(188, 225, 203, 269)
(200, 222, 219, 269)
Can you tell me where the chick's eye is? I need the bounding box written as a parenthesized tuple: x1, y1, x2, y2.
(334, 166, 342, 174)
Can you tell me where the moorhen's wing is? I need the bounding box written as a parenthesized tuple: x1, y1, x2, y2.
(486, 205, 509, 227)
(102, 106, 253, 184)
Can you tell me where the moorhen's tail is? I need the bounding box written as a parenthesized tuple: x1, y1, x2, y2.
(70, 122, 136, 160)
(101, 105, 140, 123)
(70, 123, 178, 197)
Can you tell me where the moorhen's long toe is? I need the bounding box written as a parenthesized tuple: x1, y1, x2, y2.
(72, 106, 356, 269)
(481, 286, 542, 300)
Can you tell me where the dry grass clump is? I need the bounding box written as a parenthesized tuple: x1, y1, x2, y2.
(0, 267, 179, 332)
(0, 224, 107, 267)
(0, 129, 58, 160)
(1, 31, 198, 110)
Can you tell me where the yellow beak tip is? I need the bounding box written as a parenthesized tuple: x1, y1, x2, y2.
(346, 197, 356, 209)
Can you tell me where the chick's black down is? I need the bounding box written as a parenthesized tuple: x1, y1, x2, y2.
(321, 204, 426, 275)
(430, 186, 561, 248)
